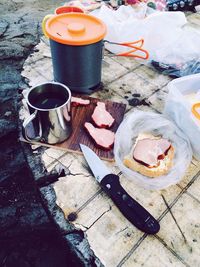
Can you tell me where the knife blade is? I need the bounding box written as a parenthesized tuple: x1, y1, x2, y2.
(80, 144, 160, 234)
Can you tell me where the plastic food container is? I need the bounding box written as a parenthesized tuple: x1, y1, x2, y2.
(164, 73, 200, 160)
(114, 111, 192, 190)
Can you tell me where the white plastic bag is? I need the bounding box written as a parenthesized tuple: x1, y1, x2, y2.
(164, 73, 200, 160)
(92, 5, 200, 77)
(114, 110, 192, 190)
(152, 27, 200, 77)
(92, 6, 186, 57)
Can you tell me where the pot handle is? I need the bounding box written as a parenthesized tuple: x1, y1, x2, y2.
(22, 110, 43, 142)
(104, 39, 149, 60)
(42, 14, 54, 38)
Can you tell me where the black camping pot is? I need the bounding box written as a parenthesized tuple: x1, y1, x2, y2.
(43, 13, 107, 94)
(50, 39, 104, 94)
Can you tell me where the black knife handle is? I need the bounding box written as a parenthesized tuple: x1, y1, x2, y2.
(100, 174, 160, 234)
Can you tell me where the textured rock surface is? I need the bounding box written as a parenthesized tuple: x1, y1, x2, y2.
(0, 0, 102, 266)
(0, 0, 60, 235)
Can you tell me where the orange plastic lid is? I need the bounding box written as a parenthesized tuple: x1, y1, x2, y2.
(45, 13, 107, 46)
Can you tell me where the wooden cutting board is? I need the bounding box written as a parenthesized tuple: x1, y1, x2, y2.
(21, 95, 126, 161)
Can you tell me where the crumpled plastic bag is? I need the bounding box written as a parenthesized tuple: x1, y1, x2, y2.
(164, 73, 200, 160)
(152, 26, 200, 77)
(114, 110, 192, 190)
(92, 5, 200, 77)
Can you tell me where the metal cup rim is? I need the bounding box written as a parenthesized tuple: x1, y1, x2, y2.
(26, 81, 71, 111)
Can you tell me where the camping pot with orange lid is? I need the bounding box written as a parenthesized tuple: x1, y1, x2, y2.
(43, 13, 149, 94)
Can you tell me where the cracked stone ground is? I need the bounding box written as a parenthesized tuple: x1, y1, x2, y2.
(20, 10, 200, 267)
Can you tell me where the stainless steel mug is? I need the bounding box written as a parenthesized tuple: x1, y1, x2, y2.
(23, 82, 72, 144)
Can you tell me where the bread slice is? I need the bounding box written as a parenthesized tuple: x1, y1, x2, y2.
(123, 133, 174, 178)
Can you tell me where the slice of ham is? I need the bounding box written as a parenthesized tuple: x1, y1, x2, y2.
(71, 97, 90, 107)
(91, 102, 115, 128)
(133, 138, 171, 168)
(84, 122, 115, 150)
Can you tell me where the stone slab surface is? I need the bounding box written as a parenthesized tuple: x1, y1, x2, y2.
(21, 11, 200, 267)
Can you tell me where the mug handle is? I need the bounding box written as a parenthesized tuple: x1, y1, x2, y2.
(22, 110, 43, 142)
(42, 14, 54, 38)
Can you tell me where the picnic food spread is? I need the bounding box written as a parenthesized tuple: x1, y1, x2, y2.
(123, 133, 174, 177)
(23, 4, 199, 182)
(20, 1, 200, 250)
(21, 2, 200, 185)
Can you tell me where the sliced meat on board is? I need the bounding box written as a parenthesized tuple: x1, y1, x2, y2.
(71, 96, 90, 107)
(91, 102, 115, 128)
(84, 122, 115, 150)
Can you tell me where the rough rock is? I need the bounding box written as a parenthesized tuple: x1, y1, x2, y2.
(40, 185, 75, 233)
(0, 41, 25, 59)
(0, 0, 103, 266)
(0, 130, 50, 238)
(0, 119, 17, 138)
(64, 232, 104, 267)
(0, 19, 9, 37)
